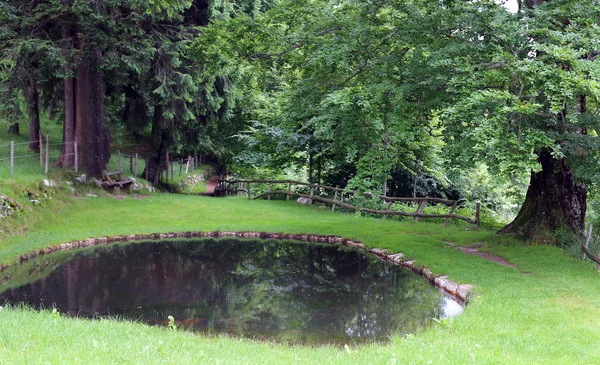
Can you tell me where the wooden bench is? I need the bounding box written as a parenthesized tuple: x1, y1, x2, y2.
(101, 170, 135, 193)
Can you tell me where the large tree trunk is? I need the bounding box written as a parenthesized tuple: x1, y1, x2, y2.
(74, 54, 90, 174)
(27, 75, 41, 151)
(499, 150, 586, 239)
(143, 104, 169, 184)
(85, 50, 111, 177)
(55, 27, 76, 169)
(55, 36, 110, 177)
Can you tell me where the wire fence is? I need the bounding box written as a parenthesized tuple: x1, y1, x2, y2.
(2, 139, 205, 184)
(0, 139, 75, 177)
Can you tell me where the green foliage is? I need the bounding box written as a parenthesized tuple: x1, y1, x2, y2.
(441, 0, 600, 185)
(167, 315, 177, 330)
(447, 164, 528, 224)
(0, 0, 13, 20)
(131, 0, 193, 20)
(200, 0, 600, 235)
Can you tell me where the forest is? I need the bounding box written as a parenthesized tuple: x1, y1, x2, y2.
(2, 0, 600, 243)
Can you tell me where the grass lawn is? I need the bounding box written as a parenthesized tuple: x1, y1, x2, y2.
(0, 192, 599, 364)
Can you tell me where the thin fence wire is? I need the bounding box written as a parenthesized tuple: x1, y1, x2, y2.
(49, 142, 73, 146)
(0, 141, 73, 148)
(0, 141, 73, 156)
(48, 153, 75, 159)
(9, 141, 32, 146)
(12, 153, 39, 160)
(0, 153, 38, 161)
(0, 151, 76, 169)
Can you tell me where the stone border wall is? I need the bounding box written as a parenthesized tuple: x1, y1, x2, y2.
(0, 231, 474, 303)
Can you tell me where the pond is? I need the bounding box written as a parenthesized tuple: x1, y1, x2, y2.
(0, 238, 462, 345)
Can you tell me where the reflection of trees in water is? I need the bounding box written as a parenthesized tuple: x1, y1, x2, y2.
(0, 239, 446, 345)
(229, 242, 443, 342)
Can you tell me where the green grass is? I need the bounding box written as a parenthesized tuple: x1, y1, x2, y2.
(0, 191, 600, 364)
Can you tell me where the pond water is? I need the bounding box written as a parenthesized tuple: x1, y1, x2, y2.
(0, 239, 462, 345)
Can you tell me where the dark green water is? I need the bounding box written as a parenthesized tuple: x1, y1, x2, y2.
(0, 239, 462, 345)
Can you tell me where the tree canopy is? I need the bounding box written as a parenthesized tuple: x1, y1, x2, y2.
(1, 0, 599, 241)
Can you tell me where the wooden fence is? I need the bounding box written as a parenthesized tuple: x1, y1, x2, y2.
(216, 179, 480, 228)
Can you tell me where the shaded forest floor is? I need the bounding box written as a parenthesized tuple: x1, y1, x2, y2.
(0, 192, 599, 364)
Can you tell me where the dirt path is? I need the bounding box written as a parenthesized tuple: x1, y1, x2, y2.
(203, 175, 220, 195)
(446, 242, 520, 270)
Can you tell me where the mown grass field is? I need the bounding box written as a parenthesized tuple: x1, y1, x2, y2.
(0, 190, 599, 364)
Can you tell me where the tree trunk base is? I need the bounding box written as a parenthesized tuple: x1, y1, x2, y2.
(499, 151, 586, 243)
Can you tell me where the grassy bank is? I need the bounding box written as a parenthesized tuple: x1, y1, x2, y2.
(0, 194, 599, 364)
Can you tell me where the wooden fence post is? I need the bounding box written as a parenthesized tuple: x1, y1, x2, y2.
(9, 141, 14, 177)
(383, 200, 393, 220)
(309, 186, 314, 205)
(134, 153, 138, 177)
(39, 131, 43, 167)
(186, 156, 191, 174)
(45, 135, 49, 176)
(582, 224, 593, 261)
(248, 182, 251, 200)
(444, 201, 458, 228)
(332, 190, 338, 212)
(475, 202, 481, 230)
(74, 141, 78, 173)
(414, 200, 426, 222)
(287, 182, 291, 201)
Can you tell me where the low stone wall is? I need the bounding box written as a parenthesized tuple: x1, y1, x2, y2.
(1, 231, 474, 303)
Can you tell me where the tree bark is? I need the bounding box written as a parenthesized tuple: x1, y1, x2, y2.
(499, 150, 586, 239)
(55, 27, 76, 169)
(55, 36, 110, 177)
(87, 50, 111, 177)
(143, 104, 169, 184)
(74, 54, 90, 174)
(27, 75, 41, 151)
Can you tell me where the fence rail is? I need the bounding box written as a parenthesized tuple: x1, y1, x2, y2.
(216, 179, 480, 228)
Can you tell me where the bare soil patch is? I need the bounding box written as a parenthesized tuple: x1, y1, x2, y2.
(446, 242, 520, 270)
